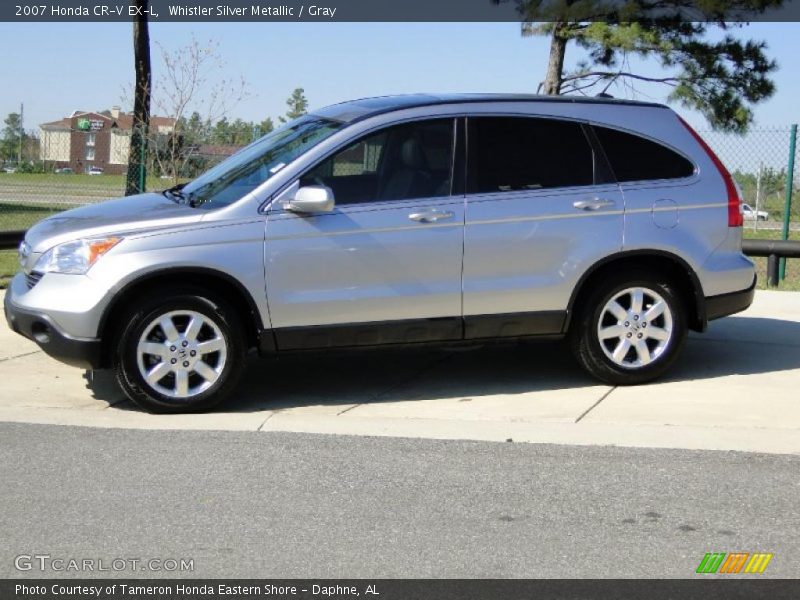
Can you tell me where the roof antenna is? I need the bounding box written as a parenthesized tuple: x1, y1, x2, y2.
(595, 93, 615, 99)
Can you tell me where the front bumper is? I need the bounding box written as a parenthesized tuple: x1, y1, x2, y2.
(4, 282, 103, 369)
(705, 275, 757, 322)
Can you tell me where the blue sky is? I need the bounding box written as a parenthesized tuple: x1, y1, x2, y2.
(1, 22, 798, 133)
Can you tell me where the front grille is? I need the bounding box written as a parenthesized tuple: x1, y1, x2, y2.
(25, 271, 43, 289)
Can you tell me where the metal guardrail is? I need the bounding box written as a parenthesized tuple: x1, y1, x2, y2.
(0, 230, 24, 250)
(1, 229, 799, 287)
(741, 238, 800, 287)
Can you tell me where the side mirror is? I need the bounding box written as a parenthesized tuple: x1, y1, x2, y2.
(283, 185, 335, 214)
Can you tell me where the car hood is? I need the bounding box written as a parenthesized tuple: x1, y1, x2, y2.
(25, 192, 205, 252)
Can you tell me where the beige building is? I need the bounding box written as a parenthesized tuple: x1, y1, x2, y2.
(40, 107, 175, 174)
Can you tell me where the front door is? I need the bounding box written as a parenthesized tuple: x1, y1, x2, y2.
(264, 118, 465, 350)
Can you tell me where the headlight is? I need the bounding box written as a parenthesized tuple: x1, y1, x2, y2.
(34, 237, 122, 275)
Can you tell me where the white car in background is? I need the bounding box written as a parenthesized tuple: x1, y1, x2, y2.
(742, 203, 768, 221)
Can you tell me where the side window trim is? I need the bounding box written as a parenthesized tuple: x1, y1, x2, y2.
(452, 117, 467, 197)
(582, 123, 617, 186)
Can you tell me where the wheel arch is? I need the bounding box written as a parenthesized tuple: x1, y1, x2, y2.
(97, 267, 266, 368)
(565, 250, 707, 334)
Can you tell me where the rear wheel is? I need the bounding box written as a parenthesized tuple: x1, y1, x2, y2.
(570, 272, 687, 385)
(114, 288, 246, 413)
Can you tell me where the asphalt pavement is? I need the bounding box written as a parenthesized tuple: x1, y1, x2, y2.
(1, 422, 798, 579)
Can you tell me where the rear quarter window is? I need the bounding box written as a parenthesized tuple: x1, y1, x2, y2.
(593, 125, 695, 183)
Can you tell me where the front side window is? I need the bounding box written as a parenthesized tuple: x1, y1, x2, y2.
(467, 117, 595, 194)
(593, 125, 695, 182)
(301, 119, 455, 205)
(178, 115, 345, 209)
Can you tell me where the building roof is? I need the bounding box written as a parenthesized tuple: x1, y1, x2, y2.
(111, 113, 176, 130)
(40, 117, 71, 130)
(194, 144, 240, 157)
(313, 93, 669, 123)
(40, 110, 175, 131)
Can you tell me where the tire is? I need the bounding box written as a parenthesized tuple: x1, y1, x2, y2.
(114, 287, 247, 413)
(569, 270, 687, 385)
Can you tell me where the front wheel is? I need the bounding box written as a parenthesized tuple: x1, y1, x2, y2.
(114, 288, 247, 413)
(570, 273, 687, 385)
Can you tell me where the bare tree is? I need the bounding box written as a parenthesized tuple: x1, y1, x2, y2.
(147, 37, 249, 184)
(125, 0, 151, 196)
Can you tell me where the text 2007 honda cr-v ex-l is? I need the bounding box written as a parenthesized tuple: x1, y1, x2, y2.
(5, 94, 756, 413)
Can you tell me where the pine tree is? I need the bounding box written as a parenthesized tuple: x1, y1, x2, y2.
(280, 88, 308, 123)
(502, 1, 783, 132)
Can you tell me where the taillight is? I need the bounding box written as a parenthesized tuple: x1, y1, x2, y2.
(678, 116, 743, 227)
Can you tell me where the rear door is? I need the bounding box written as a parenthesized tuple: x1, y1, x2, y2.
(264, 118, 465, 349)
(462, 116, 624, 338)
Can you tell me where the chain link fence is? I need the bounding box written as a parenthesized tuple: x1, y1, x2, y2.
(0, 123, 254, 234)
(2, 124, 798, 234)
(698, 126, 799, 234)
(2, 122, 799, 288)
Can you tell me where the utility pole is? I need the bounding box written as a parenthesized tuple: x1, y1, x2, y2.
(125, 0, 151, 196)
(754, 162, 763, 233)
(18, 102, 23, 164)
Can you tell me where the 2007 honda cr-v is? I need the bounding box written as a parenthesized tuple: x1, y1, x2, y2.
(5, 94, 756, 413)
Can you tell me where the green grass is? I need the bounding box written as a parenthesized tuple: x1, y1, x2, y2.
(0, 201, 77, 231)
(0, 249, 18, 288)
(0, 171, 168, 191)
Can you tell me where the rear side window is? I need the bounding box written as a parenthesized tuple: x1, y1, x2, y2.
(467, 117, 594, 194)
(593, 126, 695, 182)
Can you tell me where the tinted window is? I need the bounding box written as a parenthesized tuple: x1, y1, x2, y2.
(468, 117, 594, 194)
(302, 119, 454, 204)
(593, 126, 695, 182)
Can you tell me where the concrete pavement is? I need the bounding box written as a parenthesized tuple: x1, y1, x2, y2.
(1, 290, 799, 454)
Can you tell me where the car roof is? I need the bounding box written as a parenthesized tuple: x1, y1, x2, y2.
(312, 93, 668, 123)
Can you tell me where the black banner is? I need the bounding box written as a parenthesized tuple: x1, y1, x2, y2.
(2, 579, 799, 600)
(3, 0, 800, 23)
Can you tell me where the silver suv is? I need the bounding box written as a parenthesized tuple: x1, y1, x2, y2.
(5, 94, 756, 413)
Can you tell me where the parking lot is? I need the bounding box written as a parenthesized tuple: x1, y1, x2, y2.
(1, 289, 799, 455)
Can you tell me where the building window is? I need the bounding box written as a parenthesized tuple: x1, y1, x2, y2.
(86, 133, 96, 147)
(85, 148, 95, 161)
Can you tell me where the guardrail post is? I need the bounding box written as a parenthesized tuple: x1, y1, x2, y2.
(767, 253, 780, 287)
(780, 124, 797, 280)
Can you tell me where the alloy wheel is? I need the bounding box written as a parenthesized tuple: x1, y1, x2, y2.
(135, 310, 228, 398)
(596, 286, 674, 369)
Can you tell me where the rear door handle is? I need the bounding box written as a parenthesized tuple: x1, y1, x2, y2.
(573, 198, 616, 211)
(408, 209, 455, 223)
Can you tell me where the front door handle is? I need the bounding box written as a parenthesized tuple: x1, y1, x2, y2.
(573, 198, 616, 211)
(408, 209, 455, 223)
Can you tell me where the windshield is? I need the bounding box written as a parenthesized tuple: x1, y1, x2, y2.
(175, 115, 344, 209)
